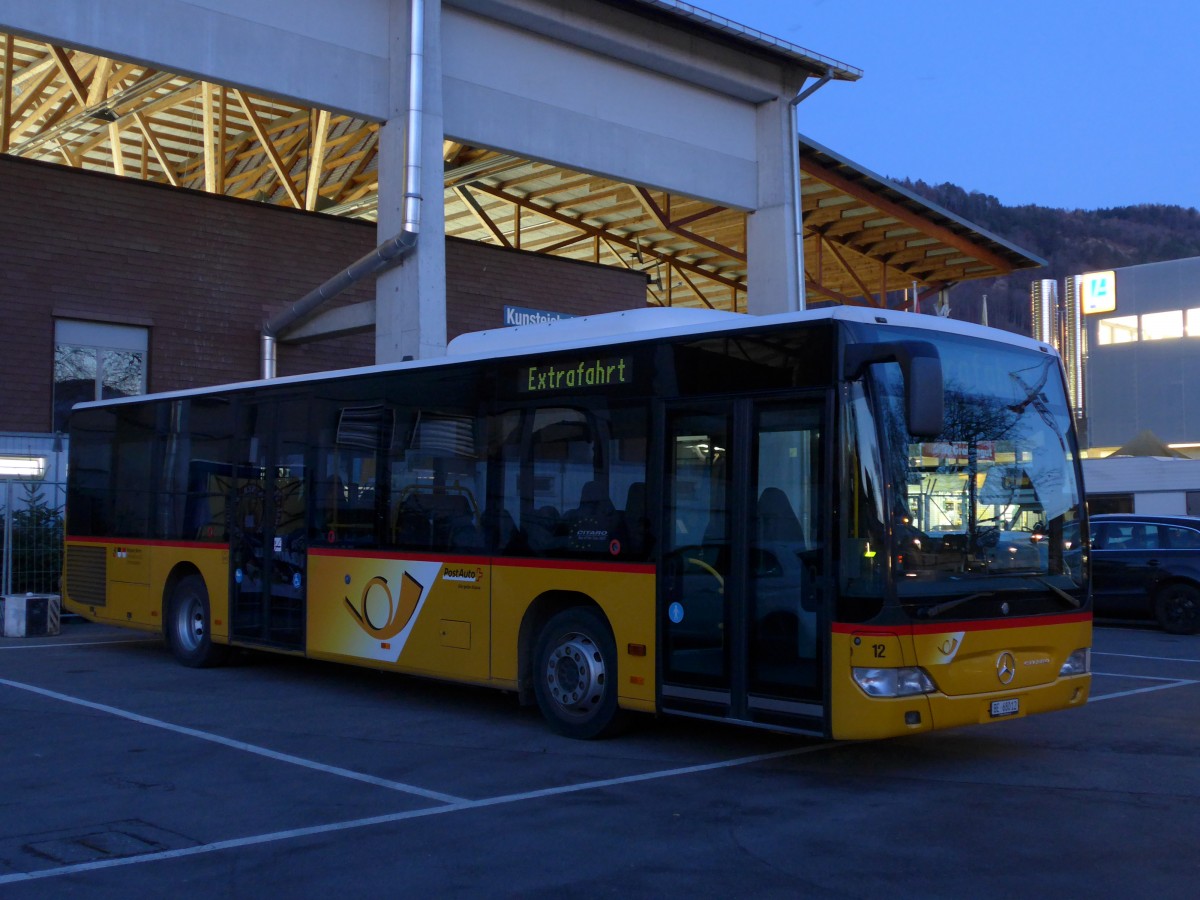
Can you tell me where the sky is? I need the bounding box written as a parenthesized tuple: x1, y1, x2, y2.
(696, 0, 1200, 212)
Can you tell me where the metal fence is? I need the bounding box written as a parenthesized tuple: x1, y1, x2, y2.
(1, 433, 67, 596)
(1, 478, 66, 595)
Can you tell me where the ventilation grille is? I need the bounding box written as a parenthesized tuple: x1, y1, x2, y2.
(66, 545, 107, 607)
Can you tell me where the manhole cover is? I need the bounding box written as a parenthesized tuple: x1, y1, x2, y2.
(19, 820, 195, 866)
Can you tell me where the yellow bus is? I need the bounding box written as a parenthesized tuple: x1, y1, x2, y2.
(63, 306, 1091, 739)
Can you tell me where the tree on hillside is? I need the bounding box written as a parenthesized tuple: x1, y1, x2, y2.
(895, 180, 1200, 336)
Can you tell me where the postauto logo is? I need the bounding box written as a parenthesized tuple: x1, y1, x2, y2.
(344, 572, 424, 641)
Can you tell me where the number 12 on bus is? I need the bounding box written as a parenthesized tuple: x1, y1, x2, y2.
(64, 307, 1091, 739)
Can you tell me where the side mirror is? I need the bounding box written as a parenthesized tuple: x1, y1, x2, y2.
(844, 340, 944, 438)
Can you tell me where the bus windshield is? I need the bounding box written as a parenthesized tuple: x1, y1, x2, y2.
(870, 332, 1085, 607)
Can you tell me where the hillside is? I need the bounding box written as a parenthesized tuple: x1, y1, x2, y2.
(898, 180, 1200, 335)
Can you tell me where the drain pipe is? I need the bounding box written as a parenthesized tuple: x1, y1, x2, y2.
(261, 0, 426, 379)
(788, 67, 833, 311)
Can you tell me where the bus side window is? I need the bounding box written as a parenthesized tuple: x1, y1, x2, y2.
(524, 408, 598, 556)
(491, 404, 650, 560)
(316, 404, 391, 547)
(389, 410, 485, 553)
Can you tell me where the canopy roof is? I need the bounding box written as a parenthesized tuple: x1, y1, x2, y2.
(0, 30, 1041, 311)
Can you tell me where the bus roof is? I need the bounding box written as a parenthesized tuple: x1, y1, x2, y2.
(72, 306, 1056, 412)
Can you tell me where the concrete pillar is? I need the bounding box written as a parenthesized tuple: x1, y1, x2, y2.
(376, 0, 448, 363)
(745, 95, 803, 315)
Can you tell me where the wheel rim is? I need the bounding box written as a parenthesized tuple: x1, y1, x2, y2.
(175, 592, 206, 652)
(544, 631, 607, 719)
(1162, 589, 1198, 631)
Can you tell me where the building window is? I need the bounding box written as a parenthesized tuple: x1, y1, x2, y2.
(1188, 491, 1200, 518)
(1088, 494, 1133, 515)
(1096, 316, 1139, 345)
(1141, 310, 1183, 341)
(53, 320, 148, 431)
(1187, 309, 1200, 337)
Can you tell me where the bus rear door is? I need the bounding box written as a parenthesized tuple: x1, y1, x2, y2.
(229, 399, 308, 650)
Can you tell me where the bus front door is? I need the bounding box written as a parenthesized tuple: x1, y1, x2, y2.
(229, 399, 308, 650)
(661, 397, 827, 732)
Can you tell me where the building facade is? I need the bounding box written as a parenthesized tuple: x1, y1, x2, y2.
(0, 155, 646, 437)
(1032, 255, 1200, 456)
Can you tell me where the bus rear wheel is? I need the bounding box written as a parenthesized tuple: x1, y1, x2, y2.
(167, 574, 230, 667)
(533, 607, 623, 739)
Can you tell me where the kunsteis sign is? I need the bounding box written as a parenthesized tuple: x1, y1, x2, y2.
(503, 305, 576, 326)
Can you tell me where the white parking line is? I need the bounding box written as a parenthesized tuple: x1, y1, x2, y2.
(1087, 672, 1198, 702)
(0, 678, 465, 804)
(1094, 651, 1200, 664)
(0, 741, 835, 886)
(6, 648, 1193, 885)
(0, 638, 160, 651)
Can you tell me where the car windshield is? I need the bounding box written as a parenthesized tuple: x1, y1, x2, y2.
(869, 332, 1085, 607)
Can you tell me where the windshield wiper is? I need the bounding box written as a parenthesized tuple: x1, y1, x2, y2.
(917, 591, 995, 619)
(1035, 576, 1082, 609)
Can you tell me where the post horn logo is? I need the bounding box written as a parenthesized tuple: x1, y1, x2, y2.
(345, 572, 424, 640)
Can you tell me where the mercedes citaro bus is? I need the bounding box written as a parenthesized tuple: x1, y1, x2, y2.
(63, 306, 1091, 738)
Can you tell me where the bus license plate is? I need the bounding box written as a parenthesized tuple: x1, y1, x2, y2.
(990, 698, 1019, 718)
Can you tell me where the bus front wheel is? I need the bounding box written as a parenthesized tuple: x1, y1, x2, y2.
(533, 607, 623, 739)
(167, 574, 230, 668)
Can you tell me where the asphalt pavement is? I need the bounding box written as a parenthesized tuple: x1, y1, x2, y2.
(1, 620, 1197, 898)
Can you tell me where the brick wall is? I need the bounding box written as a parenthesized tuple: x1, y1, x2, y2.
(0, 156, 646, 432)
(445, 236, 648, 338)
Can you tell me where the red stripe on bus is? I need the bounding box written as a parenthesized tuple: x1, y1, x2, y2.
(493, 557, 656, 575)
(66, 536, 222, 550)
(311, 547, 654, 575)
(308, 547, 491, 566)
(66, 537, 655, 575)
(832, 611, 1091, 635)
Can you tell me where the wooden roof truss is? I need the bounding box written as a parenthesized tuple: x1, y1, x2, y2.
(1, 35, 1039, 311)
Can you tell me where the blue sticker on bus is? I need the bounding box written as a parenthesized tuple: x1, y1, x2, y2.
(668, 602, 684, 624)
(235, 568, 243, 584)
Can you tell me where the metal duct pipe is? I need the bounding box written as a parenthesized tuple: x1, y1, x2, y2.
(788, 68, 833, 311)
(260, 332, 277, 382)
(260, 0, 426, 378)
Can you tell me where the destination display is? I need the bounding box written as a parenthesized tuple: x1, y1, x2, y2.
(520, 357, 633, 393)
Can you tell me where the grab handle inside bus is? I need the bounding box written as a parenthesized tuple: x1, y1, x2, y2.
(843, 340, 944, 438)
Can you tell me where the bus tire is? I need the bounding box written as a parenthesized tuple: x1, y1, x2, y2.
(167, 574, 230, 668)
(533, 607, 624, 739)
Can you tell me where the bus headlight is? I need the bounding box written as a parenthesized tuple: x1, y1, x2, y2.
(1059, 648, 1090, 676)
(852, 666, 935, 698)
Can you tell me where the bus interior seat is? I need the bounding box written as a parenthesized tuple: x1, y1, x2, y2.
(620, 481, 649, 554)
(394, 489, 479, 550)
(568, 481, 615, 523)
(524, 505, 561, 553)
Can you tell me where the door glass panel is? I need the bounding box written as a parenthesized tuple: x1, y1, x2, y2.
(231, 404, 268, 640)
(231, 401, 307, 648)
(271, 400, 308, 646)
(663, 410, 732, 687)
(750, 404, 823, 698)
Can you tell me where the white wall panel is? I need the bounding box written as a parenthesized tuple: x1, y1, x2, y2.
(442, 8, 758, 207)
(0, 0, 390, 117)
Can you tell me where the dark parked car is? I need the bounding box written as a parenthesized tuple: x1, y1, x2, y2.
(1089, 513, 1200, 634)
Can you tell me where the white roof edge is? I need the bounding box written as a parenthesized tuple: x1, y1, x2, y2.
(73, 307, 1053, 413)
(446, 307, 740, 355)
(630, 0, 862, 80)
